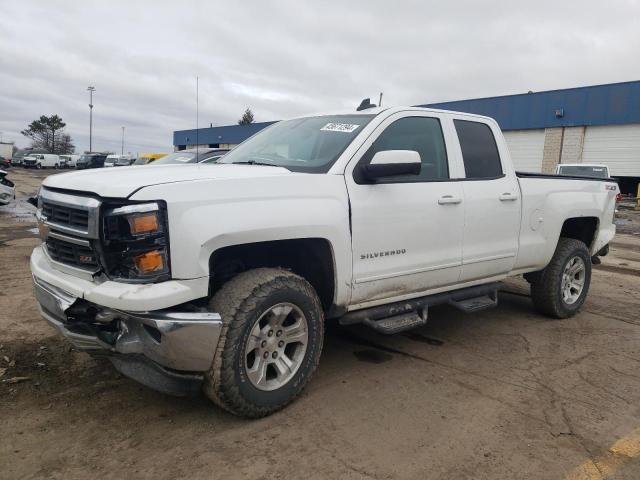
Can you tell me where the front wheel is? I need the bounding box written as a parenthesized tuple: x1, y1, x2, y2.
(36, 163, 41, 169)
(203, 268, 324, 418)
(530, 238, 592, 319)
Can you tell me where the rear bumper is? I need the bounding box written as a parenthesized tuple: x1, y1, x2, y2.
(33, 274, 222, 395)
(592, 223, 616, 256)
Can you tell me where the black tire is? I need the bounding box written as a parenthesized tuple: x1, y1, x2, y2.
(203, 268, 324, 418)
(530, 238, 592, 319)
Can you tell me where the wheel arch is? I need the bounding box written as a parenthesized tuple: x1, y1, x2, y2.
(208, 238, 338, 314)
(559, 216, 599, 250)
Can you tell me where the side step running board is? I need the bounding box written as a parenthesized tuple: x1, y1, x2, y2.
(340, 282, 501, 335)
(362, 312, 428, 335)
(448, 291, 498, 313)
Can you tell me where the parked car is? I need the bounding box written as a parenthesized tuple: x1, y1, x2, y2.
(76, 153, 108, 169)
(556, 163, 611, 178)
(150, 148, 229, 165)
(0, 169, 15, 205)
(105, 154, 134, 167)
(115, 156, 135, 166)
(132, 153, 168, 165)
(60, 154, 80, 168)
(23, 153, 61, 169)
(104, 155, 119, 167)
(0, 156, 11, 169)
(30, 106, 618, 417)
(198, 150, 230, 164)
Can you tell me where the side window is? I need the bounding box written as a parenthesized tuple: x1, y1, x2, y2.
(358, 116, 449, 183)
(454, 120, 503, 179)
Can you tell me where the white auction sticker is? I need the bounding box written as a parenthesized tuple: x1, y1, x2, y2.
(320, 123, 360, 133)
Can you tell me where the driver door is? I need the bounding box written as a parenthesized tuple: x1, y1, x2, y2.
(345, 113, 464, 307)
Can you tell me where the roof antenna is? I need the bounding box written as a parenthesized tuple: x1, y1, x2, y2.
(378, 92, 383, 107)
(196, 76, 199, 159)
(356, 98, 377, 111)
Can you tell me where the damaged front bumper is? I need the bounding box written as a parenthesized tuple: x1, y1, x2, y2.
(33, 275, 222, 396)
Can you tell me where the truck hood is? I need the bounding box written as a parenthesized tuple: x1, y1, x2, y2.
(42, 164, 293, 198)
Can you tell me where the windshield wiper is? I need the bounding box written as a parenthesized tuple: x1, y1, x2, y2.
(231, 160, 279, 167)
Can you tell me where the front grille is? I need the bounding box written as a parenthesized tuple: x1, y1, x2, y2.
(42, 201, 89, 232)
(45, 236, 99, 271)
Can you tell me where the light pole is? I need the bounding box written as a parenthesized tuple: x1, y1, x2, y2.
(87, 86, 95, 152)
(121, 126, 125, 155)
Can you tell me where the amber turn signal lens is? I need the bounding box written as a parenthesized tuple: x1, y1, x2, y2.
(129, 213, 159, 235)
(133, 250, 164, 273)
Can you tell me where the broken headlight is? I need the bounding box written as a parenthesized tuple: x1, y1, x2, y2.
(101, 202, 170, 282)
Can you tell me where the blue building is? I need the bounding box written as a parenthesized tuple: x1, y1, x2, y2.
(174, 81, 640, 191)
(173, 121, 276, 151)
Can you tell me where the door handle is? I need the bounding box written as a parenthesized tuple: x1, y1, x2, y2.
(438, 195, 462, 205)
(499, 193, 518, 201)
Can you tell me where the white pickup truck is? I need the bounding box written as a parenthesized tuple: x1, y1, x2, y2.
(30, 106, 617, 417)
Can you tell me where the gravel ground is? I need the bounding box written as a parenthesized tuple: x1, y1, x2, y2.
(1, 168, 640, 480)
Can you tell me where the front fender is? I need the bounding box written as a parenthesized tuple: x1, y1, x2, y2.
(131, 175, 353, 306)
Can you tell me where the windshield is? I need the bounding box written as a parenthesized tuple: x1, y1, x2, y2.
(217, 115, 375, 173)
(558, 165, 609, 178)
(79, 155, 92, 162)
(133, 158, 147, 165)
(105, 158, 117, 164)
(152, 151, 197, 165)
(116, 158, 130, 165)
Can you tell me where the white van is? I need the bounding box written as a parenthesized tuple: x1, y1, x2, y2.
(22, 154, 61, 169)
(60, 154, 80, 168)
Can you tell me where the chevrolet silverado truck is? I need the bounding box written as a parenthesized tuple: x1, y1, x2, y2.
(30, 106, 617, 417)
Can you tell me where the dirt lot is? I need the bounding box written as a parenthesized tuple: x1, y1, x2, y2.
(1, 168, 640, 480)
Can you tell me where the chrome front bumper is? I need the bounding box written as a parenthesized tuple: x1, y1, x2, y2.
(33, 275, 222, 394)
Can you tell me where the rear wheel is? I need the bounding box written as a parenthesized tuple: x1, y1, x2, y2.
(530, 238, 591, 318)
(204, 268, 324, 418)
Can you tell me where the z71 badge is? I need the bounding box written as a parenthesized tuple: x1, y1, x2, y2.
(361, 249, 406, 260)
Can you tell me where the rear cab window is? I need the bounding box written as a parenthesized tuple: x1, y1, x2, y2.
(454, 119, 503, 179)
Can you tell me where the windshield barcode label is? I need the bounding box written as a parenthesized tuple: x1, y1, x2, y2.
(320, 123, 360, 133)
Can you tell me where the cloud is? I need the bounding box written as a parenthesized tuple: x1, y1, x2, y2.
(1, 0, 639, 153)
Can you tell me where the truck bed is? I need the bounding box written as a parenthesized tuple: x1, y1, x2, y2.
(516, 171, 614, 182)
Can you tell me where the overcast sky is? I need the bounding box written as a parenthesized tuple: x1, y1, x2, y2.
(1, 0, 639, 154)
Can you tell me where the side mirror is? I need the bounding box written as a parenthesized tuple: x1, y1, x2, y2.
(27, 196, 38, 207)
(361, 150, 421, 181)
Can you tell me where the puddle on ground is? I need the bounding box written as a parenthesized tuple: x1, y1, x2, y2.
(402, 332, 445, 346)
(0, 199, 37, 223)
(353, 349, 393, 364)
